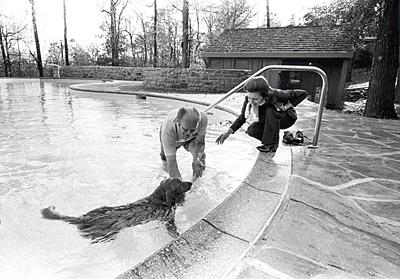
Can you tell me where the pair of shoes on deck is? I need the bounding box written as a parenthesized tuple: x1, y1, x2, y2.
(283, 131, 306, 145)
(256, 144, 278, 153)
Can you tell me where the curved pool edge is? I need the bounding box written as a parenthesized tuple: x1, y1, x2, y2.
(68, 82, 292, 278)
(116, 149, 291, 279)
(69, 83, 239, 117)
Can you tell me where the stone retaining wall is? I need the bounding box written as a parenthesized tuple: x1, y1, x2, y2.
(142, 68, 250, 93)
(59, 66, 250, 94)
(1, 65, 250, 94)
(60, 66, 146, 81)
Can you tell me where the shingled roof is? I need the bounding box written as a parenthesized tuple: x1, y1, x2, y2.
(202, 26, 354, 58)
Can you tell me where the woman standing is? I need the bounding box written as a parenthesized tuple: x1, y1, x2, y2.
(216, 76, 308, 152)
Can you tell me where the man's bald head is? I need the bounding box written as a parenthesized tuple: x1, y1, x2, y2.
(175, 107, 201, 137)
(175, 107, 201, 127)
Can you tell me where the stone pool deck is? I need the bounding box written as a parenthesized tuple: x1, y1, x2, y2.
(70, 81, 400, 279)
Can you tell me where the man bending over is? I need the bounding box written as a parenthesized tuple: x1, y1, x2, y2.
(160, 107, 208, 180)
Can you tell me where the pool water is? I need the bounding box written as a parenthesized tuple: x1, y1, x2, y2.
(0, 79, 258, 279)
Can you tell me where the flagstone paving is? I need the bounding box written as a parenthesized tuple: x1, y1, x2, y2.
(227, 102, 400, 279)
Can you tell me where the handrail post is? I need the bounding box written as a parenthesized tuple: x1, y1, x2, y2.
(204, 65, 328, 148)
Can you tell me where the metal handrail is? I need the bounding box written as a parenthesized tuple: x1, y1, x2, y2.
(204, 65, 328, 148)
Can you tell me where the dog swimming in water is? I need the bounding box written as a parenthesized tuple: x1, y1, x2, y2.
(41, 177, 192, 243)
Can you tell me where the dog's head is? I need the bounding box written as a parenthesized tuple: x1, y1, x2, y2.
(161, 177, 192, 206)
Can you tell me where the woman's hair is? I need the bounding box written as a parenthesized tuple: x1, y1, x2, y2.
(243, 76, 271, 98)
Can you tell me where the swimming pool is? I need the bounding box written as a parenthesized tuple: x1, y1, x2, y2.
(0, 79, 258, 279)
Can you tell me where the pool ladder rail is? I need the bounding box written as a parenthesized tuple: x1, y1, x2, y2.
(203, 65, 328, 148)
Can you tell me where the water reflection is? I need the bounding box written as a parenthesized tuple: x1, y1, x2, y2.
(39, 80, 49, 127)
(63, 88, 78, 139)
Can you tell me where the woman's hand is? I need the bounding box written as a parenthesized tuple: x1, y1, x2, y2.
(216, 128, 233, 144)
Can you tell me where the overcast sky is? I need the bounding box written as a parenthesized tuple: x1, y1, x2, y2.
(1, 0, 333, 49)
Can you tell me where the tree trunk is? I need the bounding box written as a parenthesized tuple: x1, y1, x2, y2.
(5, 41, 12, 77)
(0, 26, 9, 77)
(60, 41, 64, 65)
(29, 0, 44, 77)
(364, 0, 399, 118)
(397, 2, 400, 103)
(395, 66, 400, 103)
(130, 34, 135, 63)
(173, 25, 177, 67)
(266, 0, 270, 28)
(182, 0, 189, 68)
(110, 0, 118, 66)
(139, 16, 148, 66)
(193, 4, 201, 65)
(17, 38, 22, 76)
(153, 0, 157, 68)
(63, 0, 69, 66)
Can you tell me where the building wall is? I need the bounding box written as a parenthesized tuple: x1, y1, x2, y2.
(281, 58, 349, 109)
(207, 57, 281, 88)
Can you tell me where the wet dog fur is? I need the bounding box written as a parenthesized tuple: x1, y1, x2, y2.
(41, 178, 192, 243)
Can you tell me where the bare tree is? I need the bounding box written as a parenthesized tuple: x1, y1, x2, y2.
(0, 19, 28, 77)
(102, 0, 128, 66)
(182, 0, 189, 68)
(219, 0, 254, 30)
(0, 26, 10, 76)
(153, 0, 158, 67)
(123, 18, 137, 63)
(8, 24, 27, 76)
(63, 0, 69, 66)
(191, 0, 204, 66)
(15, 33, 24, 76)
(88, 44, 99, 65)
(171, 23, 179, 66)
(60, 41, 64, 65)
(202, 0, 254, 45)
(155, 7, 183, 67)
(202, 5, 219, 44)
(136, 12, 149, 66)
(396, 68, 400, 103)
(29, 0, 43, 77)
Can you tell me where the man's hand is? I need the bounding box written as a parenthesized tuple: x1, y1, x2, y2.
(192, 159, 205, 178)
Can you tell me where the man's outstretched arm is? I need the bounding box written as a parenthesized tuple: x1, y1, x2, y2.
(192, 135, 206, 178)
(192, 135, 205, 161)
(166, 155, 181, 179)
